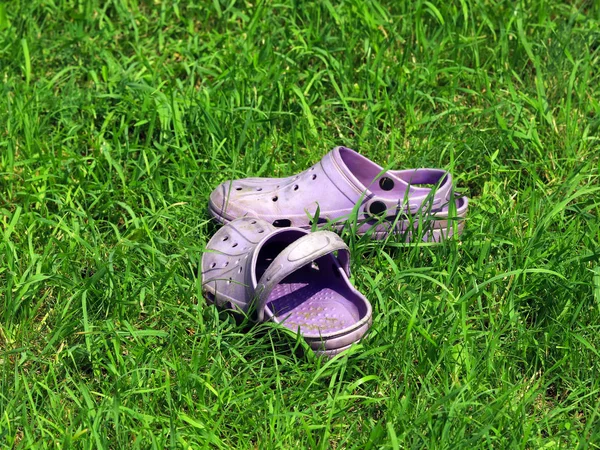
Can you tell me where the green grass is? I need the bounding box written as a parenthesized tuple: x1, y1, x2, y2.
(1, 0, 600, 447)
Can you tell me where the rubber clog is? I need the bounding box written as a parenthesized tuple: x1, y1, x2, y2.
(209, 146, 468, 240)
(201, 217, 372, 357)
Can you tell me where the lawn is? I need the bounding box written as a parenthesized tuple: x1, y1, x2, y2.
(1, 0, 600, 448)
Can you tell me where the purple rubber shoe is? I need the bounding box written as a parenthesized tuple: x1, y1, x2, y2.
(201, 217, 372, 357)
(209, 146, 468, 240)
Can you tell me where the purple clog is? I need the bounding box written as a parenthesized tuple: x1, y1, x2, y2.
(209, 147, 468, 241)
(201, 217, 372, 357)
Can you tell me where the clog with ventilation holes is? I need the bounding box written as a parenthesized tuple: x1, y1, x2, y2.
(201, 217, 372, 357)
(209, 146, 468, 241)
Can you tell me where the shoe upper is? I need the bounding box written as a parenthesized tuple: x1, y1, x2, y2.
(209, 147, 454, 230)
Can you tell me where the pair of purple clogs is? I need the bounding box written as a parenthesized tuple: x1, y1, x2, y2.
(201, 147, 468, 357)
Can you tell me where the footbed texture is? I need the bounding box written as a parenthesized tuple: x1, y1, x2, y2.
(265, 257, 366, 337)
(268, 281, 363, 335)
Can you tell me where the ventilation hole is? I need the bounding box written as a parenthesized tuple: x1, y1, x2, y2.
(238, 267, 243, 273)
(256, 187, 262, 191)
(235, 187, 242, 191)
(311, 174, 317, 180)
(235, 259, 240, 265)
(227, 278, 232, 284)
(368, 201, 387, 216)
(272, 196, 278, 202)
(232, 242, 238, 248)
(222, 236, 229, 241)
(273, 219, 291, 227)
(310, 167, 315, 171)
(250, 220, 257, 224)
(210, 262, 216, 269)
(223, 261, 229, 267)
(379, 177, 394, 191)
(309, 218, 327, 225)
(205, 291, 215, 303)
(258, 229, 265, 233)
(293, 185, 299, 191)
